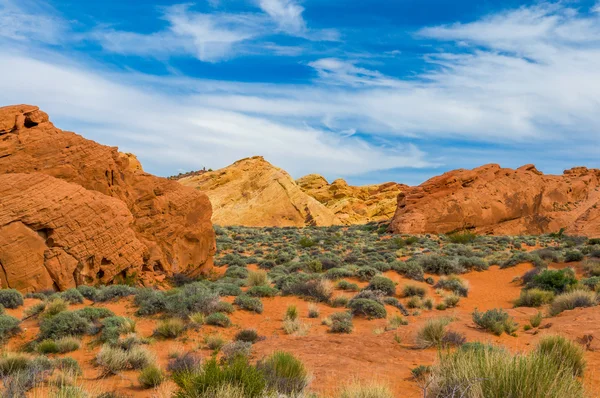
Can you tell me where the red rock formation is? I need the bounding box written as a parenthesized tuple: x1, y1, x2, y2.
(0, 105, 215, 292)
(389, 164, 600, 237)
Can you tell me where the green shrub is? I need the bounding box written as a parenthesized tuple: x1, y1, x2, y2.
(0, 314, 21, 342)
(356, 267, 380, 281)
(329, 312, 353, 334)
(447, 231, 477, 244)
(76, 285, 98, 301)
(530, 311, 543, 328)
(443, 294, 460, 308)
(428, 341, 586, 398)
(257, 351, 309, 395)
(235, 329, 259, 343)
(330, 295, 349, 308)
(138, 365, 165, 388)
(434, 276, 469, 297)
(527, 268, 577, 293)
(95, 285, 137, 302)
(41, 298, 68, 318)
(213, 283, 243, 297)
(39, 311, 90, 340)
(402, 284, 426, 297)
(134, 288, 167, 316)
(501, 252, 546, 268)
(73, 307, 115, 322)
(582, 259, 600, 276)
(58, 288, 84, 304)
(336, 280, 360, 291)
(283, 279, 333, 302)
(55, 336, 81, 353)
(472, 308, 518, 336)
(339, 381, 393, 398)
(535, 335, 585, 376)
(416, 318, 451, 348)
(581, 276, 600, 290)
(348, 299, 386, 319)
(153, 318, 186, 339)
(247, 271, 269, 287)
(285, 305, 298, 321)
(550, 290, 597, 316)
(23, 302, 46, 318)
(55, 357, 82, 375)
(173, 356, 266, 398)
(164, 285, 222, 318)
(96, 344, 155, 374)
(419, 255, 464, 275)
(0, 289, 24, 309)
(324, 268, 354, 280)
(234, 295, 263, 314)
(246, 286, 278, 298)
(221, 341, 252, 363)
(565, 250, 584, 262)
(205, 312, 231, 327)
(98, 316, 136, 343)
(514, 288, 555, 307)
(393, 261, 425, 281)
(366, 276, 396, 296)
(308, 304, 319, 318)
(36, 339, 59, 354)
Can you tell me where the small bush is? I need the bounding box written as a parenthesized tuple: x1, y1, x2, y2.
(419, 255, 464, 275)
(514, 288, 555, 307)
(205, 335, 225, 350)
(39, 311, 90, 340)
(565, 250, 584, 263)
(246, 285, 278, 298)
(393, 261, 425, 281)
(95, 285, 137, 302)
(205, 312, 231, 327)
(285, 305, 298, 321)
(42, 298, 68, 318)
(0, 289, 24, 309)
(284, 279, 333, 302)
(308, 304, 320, 318)
(501, 252, 546, 268)
(447, 231, 477, 244)
(336, 280, 360, 291)
(348, 299, 386, 319)
(330, 295, 350, 308)
(76, 285, 97, 301)
(527, 268, 577, 293)
(443, 294, 460, 308)
(530, 311, 543, 328)
(0, 314, 21, 342)
(247, 270, 269, 287)
(356, 267, 380, 281)
(550, 290, 597, 316)
(339, 381, 393, 398)
(73, 307, 115, 322)
(366, 276, 396, 296)
(472, 308, 518, 336)
(221, 341, 252, 363)
(58, 288, 84, 304)
(235, 329, 259, 343)
(168, 352, 201, 374)
(416, 318, 451, 348)
(96, 344, 155, 374)
(134, 289, 166, 316)
(535, 335, 586, 376)
(434, 276, 469, 297)
(154, 319, 186, 339)
(23, 302, 46, 318)
(402, 284, 426, 298)
(234, 295, 263, 314)
(329, 312, 353, 334)
(138, 365, 164, 388)
(386, 314, 408, 330)
(325, 268, 354, 280)
(257, 351, 310, 395)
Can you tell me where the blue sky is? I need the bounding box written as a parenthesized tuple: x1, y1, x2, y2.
(1, 0, 599, 185)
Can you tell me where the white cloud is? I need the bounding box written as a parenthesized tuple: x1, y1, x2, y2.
(258, 0, 306, 34)
(0, 0, 66, 44)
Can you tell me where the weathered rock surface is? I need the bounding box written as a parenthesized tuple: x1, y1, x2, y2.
(389, 164, 600, 237)
(0, 105, 216, 292)
(297, 174, 407, 224)
(179, 157, 341, 227)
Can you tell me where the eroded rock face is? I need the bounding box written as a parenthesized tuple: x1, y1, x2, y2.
(296, 174, 407, 224)
(389, 164, 600, 237)
(0, 105, 216, 292)
(179, 156, 341, 227)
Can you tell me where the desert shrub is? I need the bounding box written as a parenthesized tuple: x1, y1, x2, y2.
(472, 308, 518, 336)
(447, 231, 477, 244)
(138, 365, 164, 388)
(514, 288, 555, 307)
(365, 276, 396, 296)
(392, 261, 425, 281)
(58, 288, 84, 304)
(581, 276, 600, 290)
(336, 280, 360, 291)
(458, 256, 489, 271)
(257, 351, 309, 395)
(383, 297, 409, 316)
(205, 312, 231, 327)
(386, 314, 408, 330)
(98, 316, 136, 343)
(443, 294, 460, 308)
(348, 299, 386, 319)
(76, 285, 98, 301)
(95, 344, 155, 374)
(39, 311, 90, 340)
(330, 295, 349, 308)
(285, 305, 298, 321)
(402, 284, 426, 298)
(325, 268, 354, 280)
(526, 268, 577, 293)
(225, 267, 249, 279)
(23, 302, 46, 318)
(213, 283, 243, 297)
(37, 337, 80, 354)
(434, 276, 469, 297)
(501, 252, 546, 268)
(234, 295, 263, 314)
(0, 314, 21, 342)
(205, 335, 225, 350)
(246, 285, 278, 298)
(169, 273, 196, 287)
(355, 266, 380, 281)
(283, 279, 333, 302)
(329, 312, 353, 334)
(164, 286, 222, 318)
(95, 285, 137, 302)
(41, 298, 68, 319)
(339, 380, 393, 398)
(215, 301, 235, 314)
(550, 290, 597, 316)
(582, 258, 600, 276)
(55, 357, 82, 375)
(565, 250, 584, 262)
(221, 341, 253, 363)
(282, 318, 309, 335)
(419, 255, 464, 275)
(0, 289, 24, 309)
(416, 318, 451, 348)
(168, 352, 201, 374)
(173, 356, 266, 398)
(308, 304, 320, 318)
(153, 318, 186, 339)
(234, 329, 259, 343)
(428, 341, 586, 398)
(520, 267, 543, 285)
(534, 335, 585, 376)
(247, 270, 269, 287)
(73, 307, 114, 322)
(532, 248, 562, 263)
(530, 311, 543, 328)
(134, 288, 167, 316)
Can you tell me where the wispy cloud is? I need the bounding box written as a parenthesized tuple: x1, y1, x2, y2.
(0, 0, 66, 44)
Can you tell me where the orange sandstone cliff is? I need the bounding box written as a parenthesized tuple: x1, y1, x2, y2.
(0, 105, 216, 292)
(389, 164, 600, 237)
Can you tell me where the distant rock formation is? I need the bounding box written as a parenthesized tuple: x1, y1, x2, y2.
(0, 105, 216, 292)
(178, 157, 342, 227)
(389, 164, 600, 237)
(297, 174, 407, 224)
